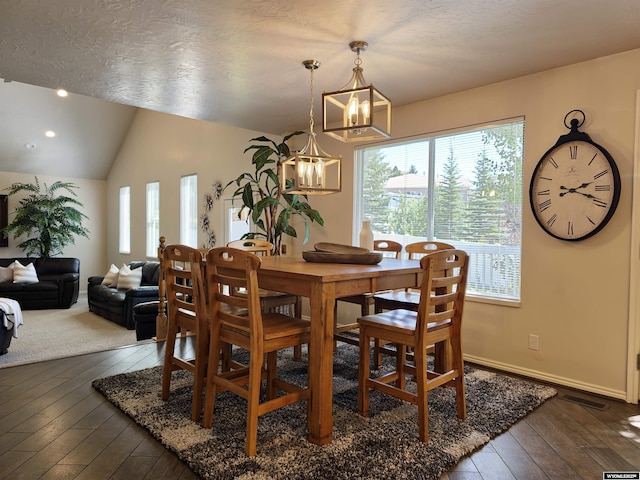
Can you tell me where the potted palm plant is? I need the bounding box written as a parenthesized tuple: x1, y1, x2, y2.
(226, 132, 324, 255)
(3, 177, 90, 257)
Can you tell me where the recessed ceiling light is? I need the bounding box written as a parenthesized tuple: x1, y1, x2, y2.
(45, 130, 56, 138)
(56, 89, 68, 97)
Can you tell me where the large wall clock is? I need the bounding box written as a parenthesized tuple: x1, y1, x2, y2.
(529, 110, 621, 241)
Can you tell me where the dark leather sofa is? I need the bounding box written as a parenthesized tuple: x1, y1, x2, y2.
(0, 257, 80, 309)
(87, 261, 160, 330)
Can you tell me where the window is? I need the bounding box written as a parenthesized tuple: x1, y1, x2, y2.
(180, 174, 198, 247)
(223, 197, 251, 244)
(119, 186, 130, 254)
(146, 181, 160, 257)
(355, 118, 524, 302)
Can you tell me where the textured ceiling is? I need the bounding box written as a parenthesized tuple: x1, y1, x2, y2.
(2, 0, 640, 179)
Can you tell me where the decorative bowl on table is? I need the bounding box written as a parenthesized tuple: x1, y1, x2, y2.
(302, 242, 383, 265)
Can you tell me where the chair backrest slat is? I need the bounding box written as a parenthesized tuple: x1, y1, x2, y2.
(374, 239, 402, 259)
(162, 244, 206, 329)
(405, 241, 454, 260)
(227, 239, 273, 256)
(205, 247, 264, 339)
(416, 249, 469, 343)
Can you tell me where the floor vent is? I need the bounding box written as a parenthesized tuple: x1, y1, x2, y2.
(561, 394, 608, 410)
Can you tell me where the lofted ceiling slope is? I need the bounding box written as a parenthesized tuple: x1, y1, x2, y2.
(1, 0, 640, 179)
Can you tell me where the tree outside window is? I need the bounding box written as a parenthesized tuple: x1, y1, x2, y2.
(357, 120, 524, 301)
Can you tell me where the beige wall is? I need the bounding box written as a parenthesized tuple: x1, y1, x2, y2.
(107, 48, 640, 400)
(106, 110, 269, 264)
(0, 171, 106, 291)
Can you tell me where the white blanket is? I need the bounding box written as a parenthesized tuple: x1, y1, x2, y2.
(0, 298, 23, 338)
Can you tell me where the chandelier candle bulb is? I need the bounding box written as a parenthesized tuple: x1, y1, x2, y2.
(322, 40, 391, 142)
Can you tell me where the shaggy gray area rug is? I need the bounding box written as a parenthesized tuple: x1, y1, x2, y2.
(92, 345, 556, 479)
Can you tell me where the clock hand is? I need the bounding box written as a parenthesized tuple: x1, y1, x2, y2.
(559, 189, 602, 201)
(575, 191, 600, 200)
(559, 182, 594, 196)
(559, 187, 577, 197)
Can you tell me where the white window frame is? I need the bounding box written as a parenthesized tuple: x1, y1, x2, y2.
(146, 181, 160, 258)
(119, 186, 130, 254)
(354, 117, 524, 304)
(223, 196, 253, 245)
(180, 174, 198, 247)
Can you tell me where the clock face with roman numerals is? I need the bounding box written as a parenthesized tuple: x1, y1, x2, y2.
(530, 139, 621, 241)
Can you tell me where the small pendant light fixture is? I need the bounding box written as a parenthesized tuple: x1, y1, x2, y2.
(282, 60, 342, 195)
(322, 41, 391, 142)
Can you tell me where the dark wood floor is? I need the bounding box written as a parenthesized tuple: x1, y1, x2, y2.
(0, 338, 638, 480)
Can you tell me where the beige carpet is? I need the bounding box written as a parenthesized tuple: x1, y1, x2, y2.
(0, 293, 150, 368)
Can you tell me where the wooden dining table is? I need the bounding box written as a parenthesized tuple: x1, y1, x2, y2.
(257, 255, 423, 446)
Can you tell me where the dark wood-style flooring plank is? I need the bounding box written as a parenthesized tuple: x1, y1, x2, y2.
(469, 450, 517, 479)
(57, 409, 132, 466)
(9, 428, 94, 479)
(508, 419, 578, 479)
(143, 449, 200, 480)
(2, 337, 640, 480)
(490, 430, 549, 480)
(71, 424, 148, 480)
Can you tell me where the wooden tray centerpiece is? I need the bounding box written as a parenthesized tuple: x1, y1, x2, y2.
(302, 242, 383, 265)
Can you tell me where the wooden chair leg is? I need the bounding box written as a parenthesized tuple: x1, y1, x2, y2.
(373, 338, 383, 369)
(246, 349, 264, 457)
(293, 297, 303, 360)
(266, 351, 277, 400)
(161, 322, 180, 401)
(433, 339, 452, 373)
(396, 343, 407, 390)
(372, 299, 385, 369)
(361, 300, 369, 317)
(414, 342, 429, 443)
(358, 327, 370, 417)
(333, 303, 339, 352)
(450, 337, 466, 420)
(203, 334, 223, 429)
(221, 343, 232, 372)
(191, 332, 209, 422)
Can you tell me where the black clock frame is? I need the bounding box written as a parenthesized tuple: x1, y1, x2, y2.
(529, 112, 621, 241)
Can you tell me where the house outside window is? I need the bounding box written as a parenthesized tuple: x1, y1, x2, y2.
(180, 174, 198, 247)
(146, 181, 160, 257)
(355, 118, 524, 302)
(119, 186, 130, 254)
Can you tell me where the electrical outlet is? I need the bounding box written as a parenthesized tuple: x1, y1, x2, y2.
(528, 334, 539, 351)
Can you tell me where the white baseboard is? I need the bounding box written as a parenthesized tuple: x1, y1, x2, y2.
(464, 354, 628, 401)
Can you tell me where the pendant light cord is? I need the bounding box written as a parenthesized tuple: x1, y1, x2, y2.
(309, 65, 315, 134)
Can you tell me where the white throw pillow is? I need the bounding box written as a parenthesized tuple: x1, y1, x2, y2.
(0, 262, 14, 283)
(13, 261, 39, 284)
(101, 264, 120, 286)
(116, 264, 143, 289)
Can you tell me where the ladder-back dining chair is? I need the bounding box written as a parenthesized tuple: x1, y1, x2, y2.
(227, 239, 304, 359)
(373, 241, 455, 312)
(201, 247, 310, 456)
(226, 239, 302, 316)
(358, 249, 469, 443)
(334, 239, 403, 347)
(161, 244, 209, 422)
(372, 241, 454, 368)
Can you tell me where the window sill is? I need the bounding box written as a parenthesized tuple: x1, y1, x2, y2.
(466, 294, 520, 308)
